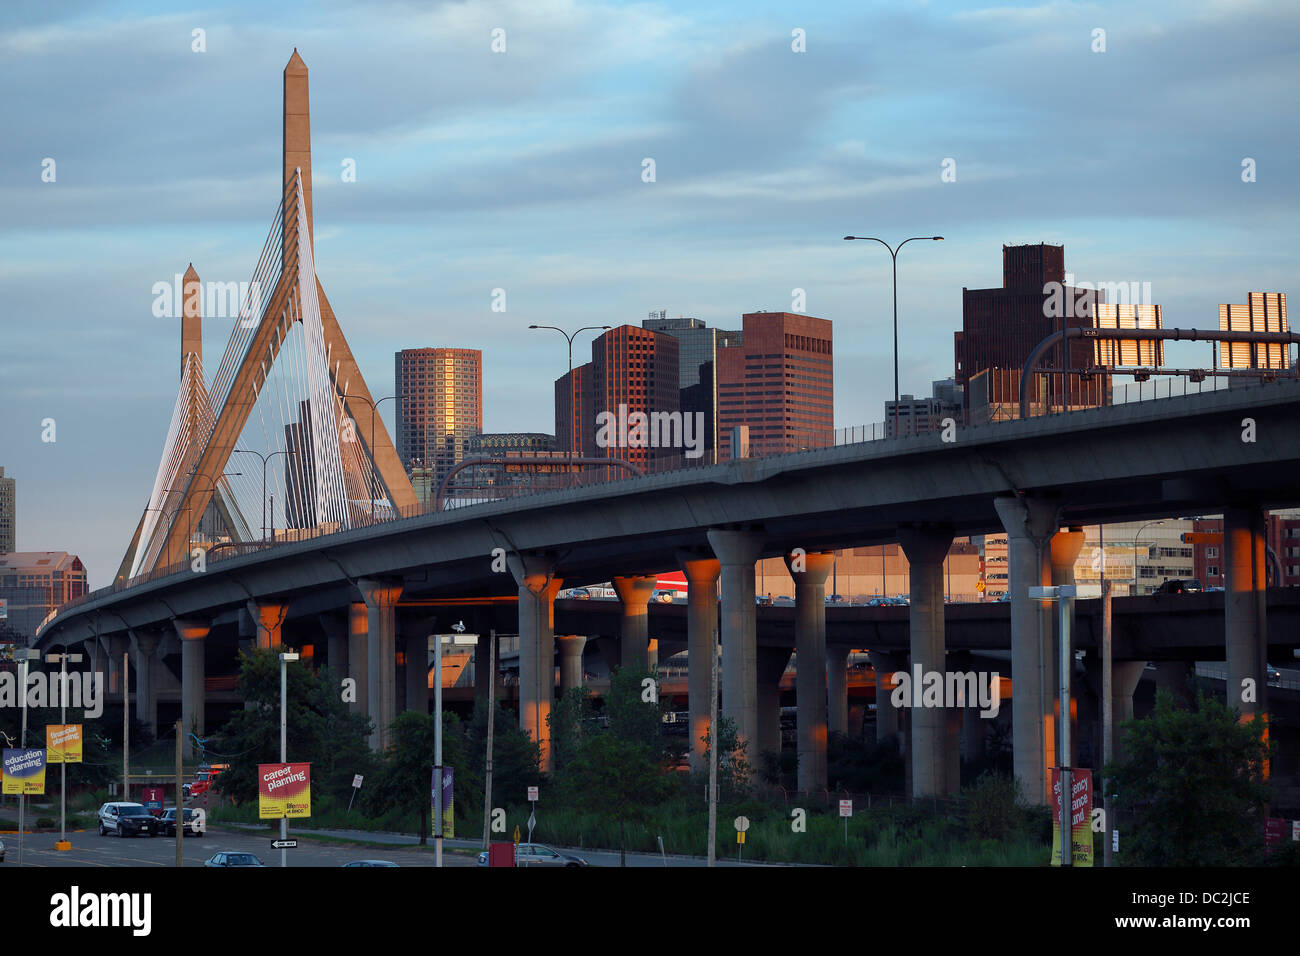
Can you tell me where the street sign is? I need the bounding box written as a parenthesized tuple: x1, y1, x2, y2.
(527, 786, 538, 801)
(513, 825, 521, 845)
(975, 580, 986, 593)
(352, 774, 364, 789)
(737, 831, 746, 844)
(733, 815, 749, 832)
(839, 800, 852, 818)
(271, 840, 297, 849)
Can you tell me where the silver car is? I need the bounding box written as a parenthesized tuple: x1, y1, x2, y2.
(476, 842, 589, 867)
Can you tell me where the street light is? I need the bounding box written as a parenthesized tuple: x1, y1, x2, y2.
(341, 394, 396, 517)
(12, 647, 40, 867)
(843, 236, 944, 436)
(1028, 584, 1077, 867)
(233, 448, 291, 541)
(1132, 520, 1165, 596)
(47, 648, 81, 852)
(528, 325, 611, 468)
(278, 651, 299, 869)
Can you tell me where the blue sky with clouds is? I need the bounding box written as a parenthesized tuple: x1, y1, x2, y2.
(1, 0, 1297, 586)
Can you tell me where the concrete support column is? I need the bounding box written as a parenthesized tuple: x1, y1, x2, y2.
(510, 553, 562, 771)
(132, 629, 161, 738)
(1110, 661, 1147, 765)
(898, 526, 956, 797)
(612, 575, 657, 671)
(785, 550, 834, 792)
(756, 646, 793, 762)
(1050, 528, 1085, 771)
(104, 635, 129, 696)
(318, 612, 347, 677)
(346, 603, 368, 716)
(827, 645, 850, 738)
(994, 494, 1060, 806)
(1224, 505, 1269, 724)
(358, 578, 404, 751)
(557, 635, 587, 693)
(246, 601, 289, 650)
(174, 618, 210, 756)
(706, 528, 764, 754)
(679, 551, 721, 772)
(405, 632, 429, 714)
(868, 651, 906, 748)
(1154, 661, 1194, 706)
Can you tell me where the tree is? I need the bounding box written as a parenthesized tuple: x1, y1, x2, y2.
(214, 651, 374, 808)
(1105, 690, 1271, 866)
(548, 685, 595, 783)
(360, 710, 468, 843)
(565, 733, 672, 866)
(463, 698, 541, 812)
(697, 714, 752, 803)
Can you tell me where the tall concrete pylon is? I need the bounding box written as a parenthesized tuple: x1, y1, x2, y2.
(121, 50, 416, 580)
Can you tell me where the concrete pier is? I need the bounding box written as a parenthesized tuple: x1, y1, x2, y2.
(707, 528, 764, 754)
(785, 550, 834, 791)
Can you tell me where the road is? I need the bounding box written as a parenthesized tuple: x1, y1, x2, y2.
(4, 827, 476, 867)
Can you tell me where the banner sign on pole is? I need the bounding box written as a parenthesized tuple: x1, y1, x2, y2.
(257, 763, 311, 819)
(1051, 768, 1093, 867)
(442, 766, 454, 838)
(2, 748, 46, 795)
(46, 725, 83, 764)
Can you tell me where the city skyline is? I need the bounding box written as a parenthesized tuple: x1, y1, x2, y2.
(3, 1, 1298, 586)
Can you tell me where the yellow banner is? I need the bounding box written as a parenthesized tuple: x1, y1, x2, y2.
(46, 724, 83, 764)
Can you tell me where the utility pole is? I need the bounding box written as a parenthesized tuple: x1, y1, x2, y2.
(279, 651, 299, 868)
(175, 719, 184, 867)
(482, 630, 496, 849)
(707, 626, 718, 867)
(434, 634, 444, 868)
(123, 651, 130, 804)
(1102, 577, 1114, 868)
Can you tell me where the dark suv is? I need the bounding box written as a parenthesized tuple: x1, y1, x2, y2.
(98, 802, 160, 837)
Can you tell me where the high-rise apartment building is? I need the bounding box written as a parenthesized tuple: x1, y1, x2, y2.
(885, 378, 964, 438)
(395, 348, 483, 486)
(641, 314, 742, 461)
(0, 467, 14, 552)
(717, 312, 833, 459)
(0, 551, 88, 643)
(955, 244, 1109, 415)
(554, 364, 592, 459)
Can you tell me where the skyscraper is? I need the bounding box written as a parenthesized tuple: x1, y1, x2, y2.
(556, 326, 681, 467)
(955, 244, 1108, 415)
(642, 314, 741, 462)
(395, 348, 483, 486)
(0, 467, 14, 552)
(716, 311, 833, 459)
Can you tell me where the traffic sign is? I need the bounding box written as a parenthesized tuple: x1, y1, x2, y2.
(271, 840, 297, 849)
(839, 800, 852, 818)
(976, 580, 986, 593)
(736, 831, 746, 844)
(527, 786, 538, 801)
(352, 774, 364, 789)
(734, 815, 749, 832)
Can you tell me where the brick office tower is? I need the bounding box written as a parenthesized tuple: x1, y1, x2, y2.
(395, 348, 483, 487)
(554, 363, 592, 460)
(717, 312, 833, 460)
(0, 466, 14, 552)
(956, 244, 1108, 418)
(559, 325, 680, 468)
(641, 315, 742, 463)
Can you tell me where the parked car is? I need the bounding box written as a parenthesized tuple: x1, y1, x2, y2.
(98, 802, 160, 838)
(567, 587, 591, 600)
(204, 851, 264, 867)
(1267, 663, 1282, 686)
(342, 860, 399, 867)
(651, 589, 675, 604)
(160, 807, 203, 837)
(476, 842, 589, 867)
(1157, 578, 1202, 594)
(756, 594, 773, 606)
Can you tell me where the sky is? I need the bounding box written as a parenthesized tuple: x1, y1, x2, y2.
(1, 0, 1297, 587)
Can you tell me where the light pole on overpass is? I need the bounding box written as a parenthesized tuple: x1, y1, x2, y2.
(233, 448, 291, 541)
(843, 235, 943, 437)
(1132, 520, 1165, 596)
(528, 324, 611, 472)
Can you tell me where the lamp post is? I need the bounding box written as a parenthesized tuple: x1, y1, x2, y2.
(843, 236, 943, 436)
(528, 325, 611, 469)
(341, 394, 396, 518)
(1132, 520, 1165, 596)
(233, 448, 290, 541)
(279, 651, 299, 868)
(1029, 584, 1077, 867)
(47, 648, 80, 852)
(13, 648, 40, 867)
